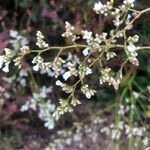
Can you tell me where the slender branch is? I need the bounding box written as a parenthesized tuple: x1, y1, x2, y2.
(30, 44, 88, 53)
(138, 46, 150, 50)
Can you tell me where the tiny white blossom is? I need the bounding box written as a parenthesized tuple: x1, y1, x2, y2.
(56, 80, 63, 87)
(0, 56, 5, 68)
(86, 93, 92, 99)
(63, 71, 71, 81)
(2, 63, 9, 73)
(142, 137, 149, 146)
(127, 44, 137, 52)
(33, 64, 39, 71)
(83, 48, 90, 56)
(82, 30, 93, 42)
(9, 30, 18, 38)
(93, 2, 104, 13)
(85, 67, 92, 75)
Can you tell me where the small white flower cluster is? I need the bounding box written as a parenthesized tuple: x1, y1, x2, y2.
(126, 35, 140, 66)
(53, 99, 73, 120)
(21, 86, 55, 129)
(14, 46, 30, 68)
(16, 69, 28, 87)
(100, 114, 150, 145)
(32, 55, 52, 71)
(52, 57, 65, 77)
(39, 100, 55, 130)
(101, 121, 124, 141)
(106, 51, 116, 60)
(9, 30, 29, 50)
(125, 125, 150, 146)
(81, 84, 96, 99)
(39, 52, 80, 78)
(0, 48, 15, 72)
(93, 1, 113, 16)
(126, 44, 139, 66)
(62, 62, 78, 81)
(32, 55, 66, 78)
(62, 61, 92, 81)
(0, 84, 11, 105)
(82, 31, 107, 52)
(94, 0, 135, 15)
(62, 21, 79, 42)
(100, 67, 122, 90)
(78, 64, 92, 79)
(123, 0, 135, 8)
(56, 80, 73, 94)
(70, 97, 81, 106)
(36, 31, 49, 48)
(46, 116, 107, 150)
(82, 47, 91, 56)
(125, 125, 146, 138)
(93, 1, 136, 29)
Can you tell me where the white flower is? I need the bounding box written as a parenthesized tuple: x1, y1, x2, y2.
(93, 1, 104, 13)
(82, 30, 93, 42)
(20, 101, 30, 112)
(47, 100, 55, 112)
(20, 78, 26, 87)
(4, 48, 13, 56)
(63, 71, 71, 81)
(127, 44, 137, 52)
(56, 80, 63, 87)
(83, 48, 90, 56)
(2, 63, 9, 73)
(85, 67, 92, 75)
(33, 64, 39, 71)
(36, 31, 49, 48)
(44, 121, 55, 130)
(81, 84, 96, 99)
(0, 56, 5, 68)
(142, 137, 149, 146)
(133, 91, 140, 99)
(86, 93, 92, 99)
(9, 30, 18, 38)
(124, 0, 135, 4)
(9, 30, 29, 50)
(123, 0, 135, 7)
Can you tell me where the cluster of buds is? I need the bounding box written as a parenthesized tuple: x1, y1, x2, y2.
(0, 48, 15, 72)
(70, 97, 81, 106)
(78, 64, 92, 79)
(36, 31, 49, 48)
(62, 62, 78, 81)
(82, 31, 107, 52)
(14, 46, 30, 68)
(82, 30, 93, 43)
(100, 67, 122, 90)
(126, 44, 139, 66)
(53, 99, 73, 120)
(123, 0, 135, 8)
(106, 51, 116, 60)
(56, 80, 73, 94)
(32, 55, 52, 71)
(93, 1, 113, 16)
(9, 29, 29, 50)
(82, 47, 91, 56)
(38, 100, 55, 130)
(127, 35, 139, 44)
(100, 121, 124, 141)
(81, 84, 96, 99)
(21, 86, 55, 129)
(62, 21, 78, 42)
(52, 57, 65, 77)
(125, 125, 146, 138)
